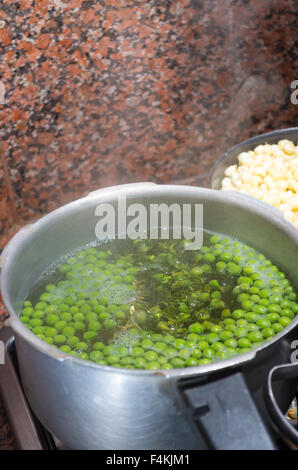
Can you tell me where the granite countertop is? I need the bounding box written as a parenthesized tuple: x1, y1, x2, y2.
(0, 0, 297, 449)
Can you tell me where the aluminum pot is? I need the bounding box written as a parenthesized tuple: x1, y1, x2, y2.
(1, 183, 298, 450)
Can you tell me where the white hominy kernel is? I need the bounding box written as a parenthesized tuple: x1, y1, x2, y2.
(238, 152, 252, 164)
(278, 140, 295, 155)
(255, 145, 266, 155)
(251, 175, 262, 186)
(224, 165, 237, 177)
(264, 144, 273, 154)
(221, 177, 233, 189)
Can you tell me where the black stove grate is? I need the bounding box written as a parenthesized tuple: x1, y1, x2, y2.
(0, 326, 65, 450)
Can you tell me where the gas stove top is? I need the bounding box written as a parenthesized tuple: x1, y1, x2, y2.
(0, 326, 65, 450)
(0, 325, 297, 450)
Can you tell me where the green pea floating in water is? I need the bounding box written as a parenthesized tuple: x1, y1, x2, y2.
(20, 233, 298, 370)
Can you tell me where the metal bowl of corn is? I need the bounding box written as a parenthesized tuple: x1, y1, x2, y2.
(210, 128, 298, 229)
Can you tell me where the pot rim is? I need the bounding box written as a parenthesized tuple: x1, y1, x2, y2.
(1, 183, 298, 379)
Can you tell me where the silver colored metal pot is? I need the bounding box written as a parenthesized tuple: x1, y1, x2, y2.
(1, 183, 298, 450)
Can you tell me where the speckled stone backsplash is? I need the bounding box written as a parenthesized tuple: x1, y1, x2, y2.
(0, 0, 297, 248)
(0, 0, 297, 450)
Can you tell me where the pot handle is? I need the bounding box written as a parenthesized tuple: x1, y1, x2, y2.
(265, 362, 298, 448)
(0, 224, 34, 270)
(179, 371, 277, 449)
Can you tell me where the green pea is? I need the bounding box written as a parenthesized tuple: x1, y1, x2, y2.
(46, 314, 59, 326)
(209, 279, 220, 289)
(262, 327, 275, 338)
(83, 331, 97, 341)
(259, 289, 270, 298)
(191, 348, 202, 358)
(73, 313, 84, 322)
(212, 342, 225, 352)
(55, 320, 67, 331)
(144, 351, 158, 361)
(227, 263, 242, 275)
(216, 350, 228, 360)
(132, 347, 144, 357)
(60, 345, 71, 353)
(44, 326, 57, 337)
(238, 293, 250, 302)
(235, 327, 248, 338)
(35, 302, 47, 311)
(236, 319, 247, 327)
(203, 348, 215, 359)
(197, 340, 209, 350)
(45, 337, 54, 344)
(88, 321, 102, 331)
(20, 316, 29, 324)
(220, 330, 233, 341)
(239, 276, 253, 285)
(40, 293, 51, 302)
(164, 348, 177, 359)
(67, 336, 79, 347)
(141, 339, 154, 349)
(256, 319, 271, 329)
(90, 351, 104, 361)
(54, 334, 66, 344)
(120, 356, 134, 366)
(60, 312, 72, 322)
(185, 357, 199, 367)
(154, 342, 167, 353)
(242, 300, 254, 311)
(62, 326, 75, 337)
(282, 309, 294, 319)
(206, 333, 219, 344)
(267, 304, 281, 313)
(204, 253, 215, 262)
(76, 341, 88, 352)
(248, 331, 263, 342)
(224, 338, 237, 349)
(220, 252, 232, 262)
(210, 235, 220, 244)
(221, 309, 231, 319)
(99, 297, 108, 306)
(216, 261, 226, 273)
(91, 341, 104, 351)
(291, 303, 298, 314)
(135, 357, 147, 368)
(105, 355, 119, 365)
(266, 313, 280, 323)
(146, 361, 160, 370)
(104, 319, 117, 329)
(174, 339, 186, 350)
(238, 337, 251, 348)
(187, 333, 200, 343)
(178, 348, 191, 359)
(279, 316, 291, 327)
(232, 309, 245, 320)
(29, 318, 43, 327)
(199, 358, 211, 365)
(269, 294, 282, 304)
(188, 322, 204, 334)
(73, 321, 84, 331)
(171, 357, 185, 368)
(32, 326, 45, 335)
(253, 305, 267, 315)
